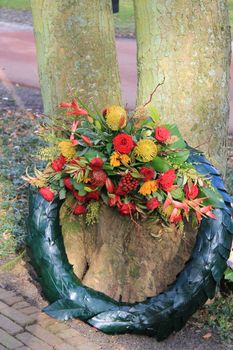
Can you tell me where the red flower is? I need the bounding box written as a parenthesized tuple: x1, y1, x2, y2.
(39, 187, 54, 202)
(73, 191, 87, 202)
(108, 195, 122, 207)
(140, 167, 155, 181)
(105, 178, 115, 193)
(155, 127, 171, 142)
(51, 155, 66, 172)
(87, 190, 100, 201)
(63, 177, 74, 191)
(89, 157, 104, 171)
(113, 133, 134, 154)
(170, 208, 182, 224)
(118, 202, 136, 216)
(159, 169, 176, 191)
(72, 204, 87, 215)
(81, 135, 92, 146)
(91, 170, 108, 187)
(146, 197, 160, 211)
(184, 183, 199, 199)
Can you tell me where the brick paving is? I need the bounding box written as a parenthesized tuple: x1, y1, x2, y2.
(0, 288, 101, 350)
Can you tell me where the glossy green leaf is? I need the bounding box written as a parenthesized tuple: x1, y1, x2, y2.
(170, 187, 184, 201)
(151, 157, 171, 172)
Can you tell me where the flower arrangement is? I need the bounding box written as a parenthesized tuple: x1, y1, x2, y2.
(24, 99, 221, 230)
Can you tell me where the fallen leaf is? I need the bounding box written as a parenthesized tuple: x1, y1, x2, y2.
(202, 332, 212, 340)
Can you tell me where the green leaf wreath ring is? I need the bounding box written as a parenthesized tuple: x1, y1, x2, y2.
(26, 147, 233, 341)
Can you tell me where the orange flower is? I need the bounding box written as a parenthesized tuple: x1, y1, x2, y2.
(138, 180, 158, 196)
(110, 152, 121, 167)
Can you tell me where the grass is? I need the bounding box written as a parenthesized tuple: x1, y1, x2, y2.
(0, 0, 30, 10)
(0, 109, 43, 260)
(114, 0, 135, 37)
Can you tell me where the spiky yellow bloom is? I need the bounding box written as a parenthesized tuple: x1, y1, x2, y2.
(105, 105, 127, 131)
(134, 139, 158, 162)
(120, 154, 131, 165)
(58, 140, 76, 159)
(110, 152, 121, 167)
(138, 180, 159, 196)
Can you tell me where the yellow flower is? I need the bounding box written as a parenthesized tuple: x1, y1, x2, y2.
(58, 140, 76, 159)
(105, 105, 127, 131)
(110, 152, 131, 167)
(138, 180, 158, 196)
(110, 152, 121, 167)
(134, 139, 158, 162)
(120, 154, 131, 165)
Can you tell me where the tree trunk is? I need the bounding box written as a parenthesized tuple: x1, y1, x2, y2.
(60, 202, 197, 303)
(31, 0, 121, 114)
(134, 0, 231, 174)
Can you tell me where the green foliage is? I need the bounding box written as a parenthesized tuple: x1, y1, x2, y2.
(114, 0, 135, 37)
(0, 0, 30, 9)
(203, 294, 233, 342)
(224, 268, 233, 282)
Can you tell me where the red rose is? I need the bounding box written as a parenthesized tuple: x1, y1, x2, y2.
(184, 183, 199, 199)
(108, 195, 121, 207)
(72, 204, 87, 215)
(73, 191, 87, 202)
(87, 190, 100, 201)
(159, 169, 176, 191)
(140, 167, 155, 181)
(39, 187, 54, 202)
(89, 157, 104, 171)
(155, 127, 171, 143)
(63, 177, 74, 191)
(146, 197, 160, 211)
(113, 133, 134, 154)
(91, 170, 108, 187)
(51, 155, 66, 172)
(105, 178, 115, 193)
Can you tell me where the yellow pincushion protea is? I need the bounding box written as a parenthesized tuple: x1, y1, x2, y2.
(105, 105, 127, 131)
(58, 140, 76, 159)
(134, 139, 158, 162)
(139, 180, 159, 196)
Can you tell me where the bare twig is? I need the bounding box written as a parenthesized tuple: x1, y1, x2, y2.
(143, 76, 166, 107)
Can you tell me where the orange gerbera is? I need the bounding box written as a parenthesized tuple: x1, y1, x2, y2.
(138, 180, 159, 196)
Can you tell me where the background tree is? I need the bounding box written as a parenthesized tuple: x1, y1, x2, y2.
(31, 0, 122, 114)
(31, 0, 231, 302)
(134, 0, 231, 174)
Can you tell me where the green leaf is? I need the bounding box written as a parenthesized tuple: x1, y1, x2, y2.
(165, 124, 186, 149)
(199, 187, 225, 208)
(170, 187, 184, 201)
(71, 180, 84, 191)
(149, 106, 160, 122)
(151, 157, 171, 172)
(84, 150, 106, 162)
(168, 150, 190, 164)
(224, 268, 233, 282)
(131, 171, 142, 179)
(95, 121, 102, 130)
(106, 143, 112, 154)
(59, 188, 66, 200)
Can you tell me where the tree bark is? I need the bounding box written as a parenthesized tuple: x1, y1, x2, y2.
(134, 0, 231, 174)
(31, 0, 121, 114)
(60, 202, 197, 303)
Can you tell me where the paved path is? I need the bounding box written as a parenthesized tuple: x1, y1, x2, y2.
(0, 287, 101, 350)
